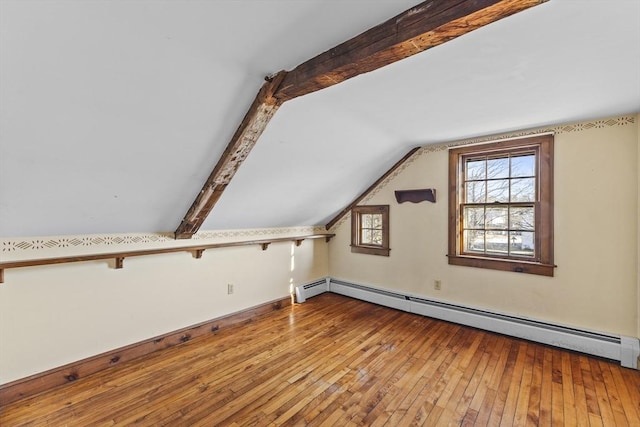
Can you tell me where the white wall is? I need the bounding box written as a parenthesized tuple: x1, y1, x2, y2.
(0, 227, 328, 384)
(329, 115, 639, 339)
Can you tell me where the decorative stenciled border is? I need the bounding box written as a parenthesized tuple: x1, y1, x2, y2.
(328, 114, 637, 231)
(191, 226, 325, 240)
(2, 234, 173, 252)
(1, 226, 326, 253)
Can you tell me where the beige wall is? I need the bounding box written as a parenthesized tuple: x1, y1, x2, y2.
(2, 115, 638, 386)
(329, 115, 639, 339)
(0, 227, 329, 384)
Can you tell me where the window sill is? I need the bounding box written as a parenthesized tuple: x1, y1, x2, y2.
(447, 254, 555, 277)
(351, 245, 390, 257)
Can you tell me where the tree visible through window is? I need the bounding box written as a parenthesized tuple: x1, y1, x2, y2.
(463, 151, 536, 257)
(448, 135, 554, 276)
(351, 205, 390, 256)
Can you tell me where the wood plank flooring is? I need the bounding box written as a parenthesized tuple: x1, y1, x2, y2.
(1, 293, 639, 426)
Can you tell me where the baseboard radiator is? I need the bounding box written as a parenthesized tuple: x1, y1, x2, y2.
(295, 278, 639, 369)
(294, 278, 330, 303)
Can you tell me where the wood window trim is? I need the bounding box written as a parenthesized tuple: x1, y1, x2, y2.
(448, 135, 555, 277)
(351, 205, 390, 256)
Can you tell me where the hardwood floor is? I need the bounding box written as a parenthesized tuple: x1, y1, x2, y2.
(2, 293, 639, 426)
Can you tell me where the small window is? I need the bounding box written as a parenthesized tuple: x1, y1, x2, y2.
(351, 205, 390, 256)
(448, 135, 554, 276)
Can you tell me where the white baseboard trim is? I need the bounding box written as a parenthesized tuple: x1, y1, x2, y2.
(294, 277, 640, 370)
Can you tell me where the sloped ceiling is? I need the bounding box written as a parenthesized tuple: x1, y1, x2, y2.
(1, 0, 638, 238)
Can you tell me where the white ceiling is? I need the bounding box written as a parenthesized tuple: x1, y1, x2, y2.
(1, 0, 638, 238)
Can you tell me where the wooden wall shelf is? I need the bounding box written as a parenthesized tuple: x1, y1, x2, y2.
(394, 189, 436, 204)
(0, 233, 335, 284)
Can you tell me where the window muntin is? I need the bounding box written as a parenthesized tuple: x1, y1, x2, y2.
(448, 135, 554, 276)
(351, 205, 390, 256)
(461, 151, 536, 259)
(360, 212, 383, 246)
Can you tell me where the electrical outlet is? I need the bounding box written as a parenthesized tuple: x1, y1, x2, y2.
(434, 280, 442, 291)
(227, 283, 234, 295)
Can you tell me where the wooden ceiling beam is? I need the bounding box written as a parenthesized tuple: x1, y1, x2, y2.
(274, 0, 548, 101)
(174, 71, 287, 239)
(174, 0, 547, 239)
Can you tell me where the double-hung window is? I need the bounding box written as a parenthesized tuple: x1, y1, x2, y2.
(448, 135, 554, 276)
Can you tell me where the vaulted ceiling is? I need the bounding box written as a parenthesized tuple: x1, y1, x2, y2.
(1, 0, 638, 238)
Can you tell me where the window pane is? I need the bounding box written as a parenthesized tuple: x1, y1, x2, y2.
(464, 230, 485, 253)
(361, 214, 372, 228)
(510, 207, 535, 231)
(464, 206, 485, 229)
(510, 231, 535, 257)
(466, 159, 485, 180)
(465, 181, 486, 203)
(511, 154, 535, 177)
(486, 230, 508, 255)
(487, 179, 509, 203)
(371, 214, 382, 229)
(487, 157, 509, 179)
(370, 230, 383, 245)
(511, 178, 535, 202)
(361, 229, 372, 244)
(486, 207, 508, 230)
